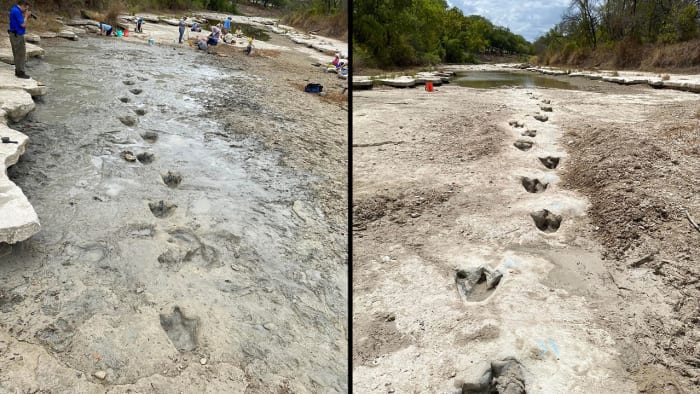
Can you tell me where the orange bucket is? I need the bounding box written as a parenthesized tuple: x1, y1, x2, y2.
(425, 81, 433, 92)
(124, 29, 129, 37)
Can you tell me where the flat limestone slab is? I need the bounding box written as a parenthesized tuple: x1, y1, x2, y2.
(0, 89, 35, 122)
(379, 76, 416, 88)
(524, 65, 700, 94)
(160, 18, 180, 26)
(662, 80, 700, 93)
(136, 14, 160, 23)
(0, 42, 45, 65)
(0, 123, 40, 244)
(0, 62, 47, 96)
(602, 76, 649, 85)
(352, 76, 372, 89)
(270, 26, 287, 34)
(58, 30, 79, 40)
(415, 72, 444, 85)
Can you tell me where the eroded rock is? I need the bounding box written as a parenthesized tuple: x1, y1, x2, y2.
(0, 124, 40, 243)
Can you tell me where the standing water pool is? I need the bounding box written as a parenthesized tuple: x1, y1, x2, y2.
(455, 71, 577, 90)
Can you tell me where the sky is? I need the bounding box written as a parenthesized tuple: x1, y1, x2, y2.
(450, 0, 571, 42)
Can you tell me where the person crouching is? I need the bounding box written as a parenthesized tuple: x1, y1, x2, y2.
(100, 22, 113, 36)
(207, 25, 221, 46)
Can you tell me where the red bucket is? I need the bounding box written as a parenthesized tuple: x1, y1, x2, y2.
(124, 29, 129, 37)
(425, 81, 433, 92)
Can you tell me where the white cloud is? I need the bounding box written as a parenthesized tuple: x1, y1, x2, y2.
(453, 0, 570, 41)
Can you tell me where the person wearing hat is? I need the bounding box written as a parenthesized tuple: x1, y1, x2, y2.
(8, 0, 33, 79)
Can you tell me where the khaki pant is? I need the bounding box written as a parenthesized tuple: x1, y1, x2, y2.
(9, 33, 26, 74)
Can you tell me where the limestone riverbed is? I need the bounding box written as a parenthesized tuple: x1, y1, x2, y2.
(0, 29, 347, 392)
(352, 69, 699, 392)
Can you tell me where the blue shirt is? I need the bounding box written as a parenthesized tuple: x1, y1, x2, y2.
(9, 5, 25, 35)
(224, 18, 231, 29)
(102, 23, 112, 31)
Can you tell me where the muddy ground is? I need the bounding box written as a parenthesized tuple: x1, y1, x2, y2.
(0, 25, 347, 393)
(352, 71, 699, 393)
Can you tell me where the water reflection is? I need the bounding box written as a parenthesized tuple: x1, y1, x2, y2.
(455, 71, 577, 90)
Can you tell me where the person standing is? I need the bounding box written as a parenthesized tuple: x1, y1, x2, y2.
(178, 16, 186, 44)
(136, 16, 143, 33)
(223, 16, 231, 34)
(8, 0, 32, 79)
(246, 36, 254, 55)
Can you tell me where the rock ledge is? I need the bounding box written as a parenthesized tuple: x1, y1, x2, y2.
(0, 59, 46, 243)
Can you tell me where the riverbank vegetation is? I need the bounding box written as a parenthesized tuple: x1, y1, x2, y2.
(280, 0, 348, 40)
(534, 0, 700, 70)
(353, 0, 533, 69)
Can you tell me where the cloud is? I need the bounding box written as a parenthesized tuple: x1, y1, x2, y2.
(452, 0, 570, 41)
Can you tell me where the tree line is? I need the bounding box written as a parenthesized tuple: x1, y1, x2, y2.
(353, 0, 533, 68)
(535, 0, 700, 65)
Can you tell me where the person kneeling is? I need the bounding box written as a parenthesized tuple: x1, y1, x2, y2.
(100, 22, 113, 36)
(207, 25, 221, 46)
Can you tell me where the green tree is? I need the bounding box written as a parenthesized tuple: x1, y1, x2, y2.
(353, 0, 533, 68)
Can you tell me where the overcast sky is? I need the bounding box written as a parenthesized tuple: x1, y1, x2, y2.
(450, 0, 571, 42)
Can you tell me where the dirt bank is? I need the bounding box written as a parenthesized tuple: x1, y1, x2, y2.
(352, 73, 698, 392)
(539, 38, 700, 73)
(0, 20, 347, 393)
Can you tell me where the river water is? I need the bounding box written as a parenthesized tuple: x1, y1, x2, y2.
(2, 37, 346, 391)
(455, 71, 577, 90)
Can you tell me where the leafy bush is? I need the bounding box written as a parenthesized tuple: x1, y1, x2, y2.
(676, 5, 698, 41)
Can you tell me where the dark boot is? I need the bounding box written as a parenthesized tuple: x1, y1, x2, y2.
(15, 71, 30, 79)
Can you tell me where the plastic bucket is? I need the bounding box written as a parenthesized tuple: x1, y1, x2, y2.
(425, 81, 434, 92)
(124, 29, 129, 37)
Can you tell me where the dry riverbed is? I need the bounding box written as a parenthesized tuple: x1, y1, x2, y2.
(352, 71, 699, 392)
(0, 17, 347, 393)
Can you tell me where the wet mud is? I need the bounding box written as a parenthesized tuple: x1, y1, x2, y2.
(2, 37, 346, 392)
